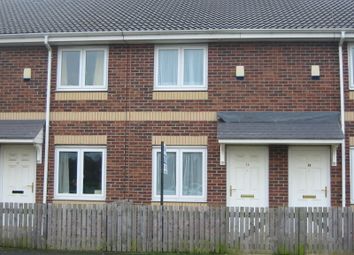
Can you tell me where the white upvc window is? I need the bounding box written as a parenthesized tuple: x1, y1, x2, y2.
(350, 148, 354, 204)
(152, 146, 207, 202)
(57, 47, 108, 91)
(349, 44, 354, 90)
(54, 147, 106, 200)
(154, 45, 208, 91)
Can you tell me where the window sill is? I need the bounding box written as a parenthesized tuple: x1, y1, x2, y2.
(151, 197, 207, 203)
(152, 91, 208, 100)
(52, 199, 106, 205)
(151, 201, 207, 206)
(56, 87, 108, 92)
(55, 92, 108, 101)
(54, 195, 105, 201)
(153, 87, 208, 92)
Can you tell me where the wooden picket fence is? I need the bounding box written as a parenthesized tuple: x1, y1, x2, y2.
(0, 203, 353, 254)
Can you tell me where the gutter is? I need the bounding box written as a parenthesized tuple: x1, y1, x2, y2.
(339, 31, 346, 207)
(43, 35, 52, 204)
(1, 29, 354, 45)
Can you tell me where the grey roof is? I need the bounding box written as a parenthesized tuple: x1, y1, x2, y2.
(217, 112, 343, 140)
(0, 120, 44, 139)
(0, 0, 354, 35)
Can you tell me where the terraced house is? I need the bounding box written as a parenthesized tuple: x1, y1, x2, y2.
(0, 0, 354, 208)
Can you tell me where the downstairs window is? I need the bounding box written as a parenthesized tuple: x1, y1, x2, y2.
(55, 147, 106, 200)
(152, 146, 207, 202)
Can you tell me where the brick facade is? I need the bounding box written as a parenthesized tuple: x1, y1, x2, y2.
(0, 42, 351, 206)
(269, 145, 288, 207)
(0, 46, 47, 112)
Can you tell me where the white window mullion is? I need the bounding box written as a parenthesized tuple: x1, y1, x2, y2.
(104, 49, 108, 88)
(179, 47, 184, 87)
(54, 149, 60, 196)
(176, 150, 182, 200)
(153, 150, 157, 197)
(154, 49, 159, 89)
(101, 150, 106, 195)
(351, 148, 354, 204)
(77, 149, 83, 196)
(351, 47, 354, 89)
(203, 149, 207, 199)
(57, 49, 62, 87)
(80, 49, 86, 89)
(203, 48, 208, 87)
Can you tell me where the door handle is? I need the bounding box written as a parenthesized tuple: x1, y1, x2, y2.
(26, 182, 34, 193)
(229, 185, 236, 196)
(321, 186, 327, 198)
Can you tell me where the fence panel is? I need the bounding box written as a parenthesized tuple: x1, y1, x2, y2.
(0, 203, 353, 254)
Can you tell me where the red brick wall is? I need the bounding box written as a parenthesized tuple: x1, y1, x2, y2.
(0, 43, 340, 114)
(207, 42, 340, 112)
(46, 121, 127, 202)
(330, 145, 344, 207)
(0, 46, 47, 112)
(0, 46, 47, 203)
(342, 43, 352, 206)
(46, 121, 226, 205)
(269, 145, 288, 207)
(1, 42, 348, 206)
(50, 43, 340, 112)
(343, 125, 352, 206)
(37, 42, 350, 206)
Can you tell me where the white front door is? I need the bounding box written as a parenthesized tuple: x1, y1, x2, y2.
(227, 146, 268, 207)
(289, 146, 330, 207)
(0, 145, 36, 203)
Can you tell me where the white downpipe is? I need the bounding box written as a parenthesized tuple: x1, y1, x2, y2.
(43, 36, 52, 204)
(339, 31, 346, 207)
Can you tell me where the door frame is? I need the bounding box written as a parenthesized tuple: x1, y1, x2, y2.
(226, 145, 269, 207)
(0, 144, 37, 203)
(288, 146, 331, 207)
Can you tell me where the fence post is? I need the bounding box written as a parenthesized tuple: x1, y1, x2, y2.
(297, 207, 307, 255)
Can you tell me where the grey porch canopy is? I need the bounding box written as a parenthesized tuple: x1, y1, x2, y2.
(217, 112, 343, 141)
(0, 120, 44, 163)
(0, 120, 44, 142)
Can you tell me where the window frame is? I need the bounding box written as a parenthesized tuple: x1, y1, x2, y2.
(154, 45, 208, 91)
(349, 44, 354, 90)
(350, 147, 354, 204)
(151, 146, 207, 202)
(57, 46, 109, 91)
(54, 146, 107, 201)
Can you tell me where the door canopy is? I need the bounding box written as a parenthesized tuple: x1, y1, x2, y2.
(217, 111, 343, 143)
(0, 120, 44, 163)
(217, 112, 343, 166)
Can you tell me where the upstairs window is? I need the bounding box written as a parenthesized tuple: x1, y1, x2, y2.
(57, 47, 108, 91)
(154, 45, 208, 90)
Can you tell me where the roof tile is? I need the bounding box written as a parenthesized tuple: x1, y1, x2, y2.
(0, 0, 353, 35)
